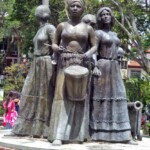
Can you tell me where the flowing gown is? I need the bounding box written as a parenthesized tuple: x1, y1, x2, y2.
(90, 30, 131, 142)
(47, 22, 91, 142)
(12, 23, 56, 137)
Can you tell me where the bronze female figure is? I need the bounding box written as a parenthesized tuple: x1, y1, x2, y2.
(90, 7, 131, 142)
(47, 0, 97, 145)
(12, 5, 56, 138)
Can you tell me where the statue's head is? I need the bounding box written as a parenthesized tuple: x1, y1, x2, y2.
(66, 0, 85, 18)
(81, 14, 96, 29)
(35, 5, 51, 22)
(96, 7, 115, 29)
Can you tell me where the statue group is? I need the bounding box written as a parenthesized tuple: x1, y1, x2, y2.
(11, 0, 132, 146)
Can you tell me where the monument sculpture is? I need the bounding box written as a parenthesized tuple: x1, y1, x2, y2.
(47, 0, 97, 146)
(3, 1, 139, 147)
(90, 7, 132, 142)
(12, 5, 56, 137)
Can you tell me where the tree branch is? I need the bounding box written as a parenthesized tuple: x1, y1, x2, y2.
(114, 18, 132, 39)
(111, 0, 125, 25)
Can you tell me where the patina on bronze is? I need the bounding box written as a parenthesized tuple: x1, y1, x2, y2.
(128, 101, 143, 141)
(64, 65, 89, 101)
(12, 5, 56, 137)
(90, 7, 132, 142)
(47, 0, 97, 146)
(81, 14, 96, 29)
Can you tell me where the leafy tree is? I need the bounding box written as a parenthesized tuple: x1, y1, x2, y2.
(98, 0, 150, 74)
(0, 0, 18, 73)
(9, 0, 65, 55)
(143, 33, 150, 50)
(10, 0, 42, 54)
(125, 76, 150, 107)
(49, 0, 66, 25)
(84, 0, 100, 15)
(1, 0, 150, 75)
(2, 63, 29, 96)
(0, 103, 4, 116)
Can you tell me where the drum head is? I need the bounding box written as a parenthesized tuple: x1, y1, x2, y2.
(64, 65, 89, 76)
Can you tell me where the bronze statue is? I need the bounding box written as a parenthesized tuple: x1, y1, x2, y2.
(81, 14, 96, 29)
(47, 0, 97, 145)
(90, 7, 132, 142)
(12, 5, 56, 137)
(81, 13, 101, 75)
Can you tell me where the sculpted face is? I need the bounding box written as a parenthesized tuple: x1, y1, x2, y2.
(82, 14, 96, 28)
(100, 9, 111, 24)
(68, 1, 83, 17)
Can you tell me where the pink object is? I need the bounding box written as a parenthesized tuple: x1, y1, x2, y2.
(2, 99, 18, 127)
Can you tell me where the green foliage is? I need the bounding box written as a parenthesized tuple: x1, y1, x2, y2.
(0, 0, 149, 74)
(10, 1, 41, 54)
(84, 0, 100, 15)
(2, 63, 29, 97)
(0, 102, 4, 116)
(50, 0, 66, 25)
(143, 33, 150, 50)
(0, 54, 4, 74)
(124, 76, 150, 107)
(99, 0, 150, 41)
(0, 0, 15, 39)
(11, 0, 41, 23)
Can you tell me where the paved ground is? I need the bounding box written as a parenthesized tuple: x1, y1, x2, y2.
(0, 129, 150, 150)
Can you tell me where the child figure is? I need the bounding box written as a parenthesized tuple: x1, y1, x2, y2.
(2, 91, 18, 129)
(13, 92, 20, 113)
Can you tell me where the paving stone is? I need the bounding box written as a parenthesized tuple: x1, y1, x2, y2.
(0, 130, 150, 150)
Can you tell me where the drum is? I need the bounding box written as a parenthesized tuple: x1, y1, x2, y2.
(64, 65, 89, 101)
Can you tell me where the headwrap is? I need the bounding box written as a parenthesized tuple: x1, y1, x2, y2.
(66, 0, 85, 7)
(82, 14, 96, 24)
(35, 5, 51, 18)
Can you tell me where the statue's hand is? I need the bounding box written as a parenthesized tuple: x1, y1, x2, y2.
(52, 44, 59, 52)
(58, 46, 65, 53)
(83, 52, 91, 60)
(93, 66, 101, 77)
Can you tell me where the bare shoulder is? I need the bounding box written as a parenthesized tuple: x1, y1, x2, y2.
(57, 22, 66, 30)
(95, 30, 103, 37)
(46, 23, 56, 31)
(86, 24, 94, 32)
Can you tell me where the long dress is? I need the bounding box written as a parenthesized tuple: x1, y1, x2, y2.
(90, 30, 131, 142)
(47, 22, 91, 142)
(12, 23, 56, 137)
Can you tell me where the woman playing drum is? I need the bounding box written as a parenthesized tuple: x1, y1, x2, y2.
(47, 0, 97, 145)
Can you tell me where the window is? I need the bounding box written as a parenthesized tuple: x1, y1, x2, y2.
(130, 70, 141, 78)
(119, 60, 127, 69)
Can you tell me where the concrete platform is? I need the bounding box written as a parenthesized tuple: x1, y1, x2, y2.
(0, 129, 150, 150)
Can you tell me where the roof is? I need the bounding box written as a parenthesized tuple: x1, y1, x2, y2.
(128, 60, 141, 68)
(145, 49, 150, 53)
